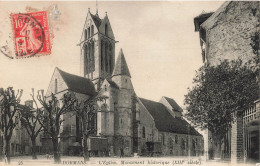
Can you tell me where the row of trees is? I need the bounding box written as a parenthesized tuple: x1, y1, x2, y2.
(0, 88, 107, 164)
(0, 88, 23, 164)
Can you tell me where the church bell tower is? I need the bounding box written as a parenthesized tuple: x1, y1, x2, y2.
(79, 9, 116, 89)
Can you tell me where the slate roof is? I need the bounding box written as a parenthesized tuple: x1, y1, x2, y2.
(90, 13, 102, 28)
(57, 68, 97, 96)
(107, 79, 119, 89)
(163, 96, 183, 112)
(194, 12, 214, 31)
(140, 98, 201, 136)
(112, 49, 131, 77)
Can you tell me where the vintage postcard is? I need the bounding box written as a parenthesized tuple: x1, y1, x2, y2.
(0, 1, 259, 166)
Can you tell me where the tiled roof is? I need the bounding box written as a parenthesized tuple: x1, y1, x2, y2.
(112, 49, 131, 77)
(140, 98, 201, 136)
(163, 96, 183, 112)
(57, 68, 97, 96)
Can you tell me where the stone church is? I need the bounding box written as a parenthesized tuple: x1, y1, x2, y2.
(44, 9, 203, 157)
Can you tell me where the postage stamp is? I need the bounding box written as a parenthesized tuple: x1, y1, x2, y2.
(11, 11, 51, 58)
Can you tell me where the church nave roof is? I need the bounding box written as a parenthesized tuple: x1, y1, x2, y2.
(140, 98, 201, 136)
(57, 67, 97, 96)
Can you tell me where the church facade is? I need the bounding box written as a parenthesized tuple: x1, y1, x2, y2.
(44, 9, 203, 157)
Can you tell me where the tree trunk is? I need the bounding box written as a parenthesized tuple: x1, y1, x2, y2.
(81, 111, 89, 162)
(52, 138, 61, 164)
(31, 138, 37, 159)
(0, 139, 3, 162)
(82, 134, 89, 162)
(3, 138, 11, 164)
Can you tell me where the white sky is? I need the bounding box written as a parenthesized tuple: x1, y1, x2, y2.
(0, 1, 223, 108)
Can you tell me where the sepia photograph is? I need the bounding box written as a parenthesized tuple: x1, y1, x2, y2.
(0, 1, 259, 166)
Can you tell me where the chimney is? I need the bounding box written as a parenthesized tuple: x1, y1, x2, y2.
(25, 100, 33, 108)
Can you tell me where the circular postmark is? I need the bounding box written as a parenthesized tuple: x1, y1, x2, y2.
(13, 13, 45, 58)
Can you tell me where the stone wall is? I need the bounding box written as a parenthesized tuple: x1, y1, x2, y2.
(202, 1, 260, 66)
(97, 80, 116, 137)
(45, 68, 93, 155)
(136, 98, 159, 155)
(159, 132, 203, 156)
(199, 1, 260, 163)
(45, 68, 68, 97)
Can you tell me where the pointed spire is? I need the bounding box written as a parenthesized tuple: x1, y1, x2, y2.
(112, 49, 131, 77)
(96, 0, 98, 16)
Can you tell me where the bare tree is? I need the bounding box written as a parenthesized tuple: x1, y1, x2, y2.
(0, 87, 23, 164)
(37, 90, 77, 164)
(74, 96, 108, 162)
(20, 89, 44, 159)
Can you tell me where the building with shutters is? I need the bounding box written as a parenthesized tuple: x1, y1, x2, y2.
(0, 100, 42, 157)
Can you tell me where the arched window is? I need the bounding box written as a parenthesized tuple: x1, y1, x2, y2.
(87, 44, 91, 75)
(85, 44, 89, 75)
(169, 138, 174, 154)
(109, 44, 113, 73)
(89, 43, 92, 72)
(162, 134, 165, 145)
(175, 135, 178, 144)
(55, 79, 57, 93)
(192, 139, 196, 149)
(85, 29, 88, 40)
(88, 112, 96, 131)
(105, 24, 108, 36)
(101, 41, 104, 72)
(142, 127, 145, 138)
(105, 42, 109, 72)
(91, 41, 95, 72)
(88, 27, 90, 38)
(169, 138, 173, 147)
(91, 25, 94, 36)
(181, 138, 185, 149)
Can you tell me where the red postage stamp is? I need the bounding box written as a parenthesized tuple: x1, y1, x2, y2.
(11, 11, 51, 58)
